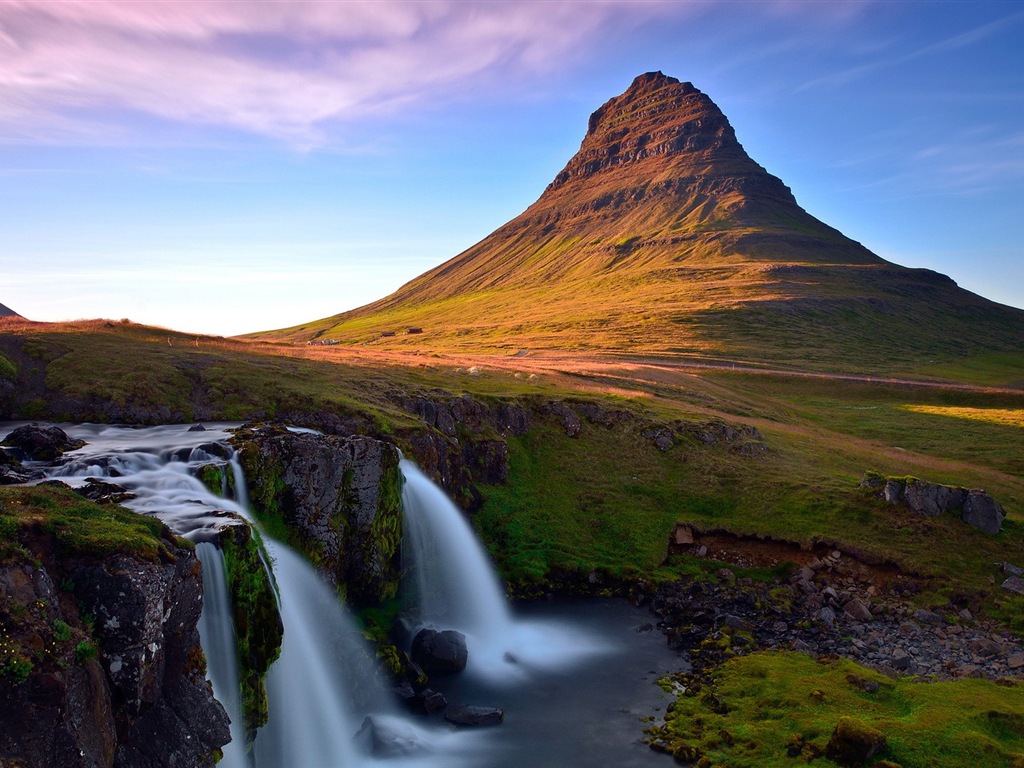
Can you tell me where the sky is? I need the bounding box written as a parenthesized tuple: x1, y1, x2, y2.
(1, 0, 1022, 337)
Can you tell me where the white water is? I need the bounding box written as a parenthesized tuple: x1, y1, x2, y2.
(195, 543, 252, 768)
(400, 459, 611, 681)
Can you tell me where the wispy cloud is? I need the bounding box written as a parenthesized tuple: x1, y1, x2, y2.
(0, 0, 872, 147)
(796, 10, 1024, 92)
(0, 1, 673, 146)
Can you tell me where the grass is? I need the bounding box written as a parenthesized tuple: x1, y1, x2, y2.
(652, 651, 1024, 768)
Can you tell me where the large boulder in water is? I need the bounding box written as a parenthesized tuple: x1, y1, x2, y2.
(2, 424, 85, 461)
(411, 628, 468, 673)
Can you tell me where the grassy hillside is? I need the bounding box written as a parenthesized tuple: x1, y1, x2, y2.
(3, 317, 1022, 627)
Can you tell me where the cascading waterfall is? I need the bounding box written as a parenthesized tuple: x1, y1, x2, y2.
(195, 542, 252, 768)
(40, 425, 402, 767)
(400, 459, 610, 680)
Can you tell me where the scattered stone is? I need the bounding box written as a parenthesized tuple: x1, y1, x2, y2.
(1007, 654, 1024, 670)
(411, 629, 468, 674)
(73, 477, 136, 505)
(957, 608, 973, 622)
(844, 598, 873, 623)
(911, 609, 943, 627)
(1002, 562, 1024, 577)
(1001, 576, 1024, 595)
(825, 717, 886, 767)
(673, 525, 694, 545)
(444, 705, 504, 727)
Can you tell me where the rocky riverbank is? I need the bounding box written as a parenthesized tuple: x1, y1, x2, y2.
(648, 549, 1024, 683)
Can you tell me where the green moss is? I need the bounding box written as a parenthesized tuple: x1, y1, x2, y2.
(364, 459, 403, 603)
(221, 526, 283, 738)
(0, 353, 16, 381)
(0, 485, 175, 564)
(653, 651, 1024, 768)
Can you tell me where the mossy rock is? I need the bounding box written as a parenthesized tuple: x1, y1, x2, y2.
(826, 717, 887, 767)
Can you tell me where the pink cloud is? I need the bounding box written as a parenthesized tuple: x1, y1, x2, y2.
(0, 0, 861, 146)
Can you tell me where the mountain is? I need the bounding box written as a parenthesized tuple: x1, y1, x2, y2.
(253, 72, 1024, 372)
(0, 302, 21, 318)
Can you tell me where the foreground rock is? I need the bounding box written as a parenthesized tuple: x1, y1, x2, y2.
(233, 424, 403, 606)
(0, 488, 229, 768)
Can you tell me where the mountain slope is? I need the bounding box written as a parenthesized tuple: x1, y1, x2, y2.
(252, 72, 1024, 372)
(0, 302, 21, 318)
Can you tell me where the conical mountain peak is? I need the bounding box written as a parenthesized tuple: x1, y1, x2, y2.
(253, 74, 1024, 372)
(0, 302, 21, 318)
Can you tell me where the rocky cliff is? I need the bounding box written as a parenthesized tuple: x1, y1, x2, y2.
(233, 425, 403, 606)
(0, 484, 229, 768)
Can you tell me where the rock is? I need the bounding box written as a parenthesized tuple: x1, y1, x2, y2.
(815, 607, 837, 627)
(890, 649, 912, 671)
(421, 689, 448, 714)
(411, 628, 469, 673)
(844, 598, 874, 623)
(825, 717, 886, 767)
(911, 609, 943, 626)
(1007, 654, 1024, 670)
(1002, 562, 1024, 577)
(0, 449, 44, 484)
(444, 705, 504, 727)
(1, 424, 85, 461)
(653, 433, 674, 452)
(0, 530, 230, 768)
(233, 425, 403, 606)
(673, 525, 694, 545)
(961, 490, 1005, 534)
(187, 423, 207, 432)
(904, 479, 966, 517)
(969, 638, 1000, 658)
(957, 608, 973, 622)
(356, 715, 421, 757)
(543, 401, 581, 437)
(882, 480, 904, 504)
(1001, 576, 1024, 595)
(73, 477, 136, 505)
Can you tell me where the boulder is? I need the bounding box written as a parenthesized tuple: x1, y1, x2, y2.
(1, 424, 85, 461)
(444, 705, 504, 727)
(961, 490, 1005, 534)
(825, 717, 886, 767)
(411, 628, 468, 673)
(844, 598, 874, 623)
(904, 479, 966, 517)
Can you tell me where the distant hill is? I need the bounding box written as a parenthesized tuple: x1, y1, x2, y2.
(0, 302, 21, 318)
(251, 72, 1024, 373)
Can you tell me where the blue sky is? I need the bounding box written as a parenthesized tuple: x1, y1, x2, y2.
(1, 0, 1022, 337)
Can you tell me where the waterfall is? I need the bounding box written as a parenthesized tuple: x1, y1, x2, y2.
(400, 459, 610, 681)
(40, 424, 489, 768)
(196, 542, 252, 768)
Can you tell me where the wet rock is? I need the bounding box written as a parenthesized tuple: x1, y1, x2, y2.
(961, 490, 1005, 534)
(421, 689, 448, 715)
(73, 477, 136, 505)
(1, 424, 85, 461)
(825, 717, 886, 767)
(0, 449, 44, 484)
(411, 629, 468, 674)
(233, 425, 403, 606)
(444, 705, 504, 727)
